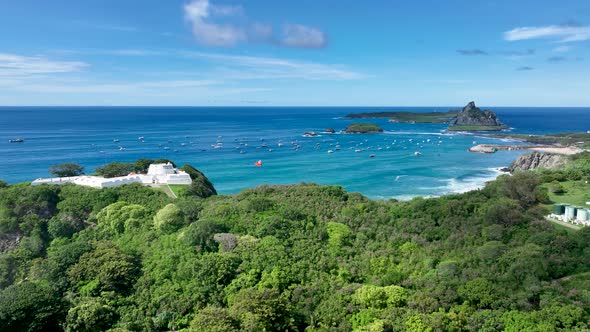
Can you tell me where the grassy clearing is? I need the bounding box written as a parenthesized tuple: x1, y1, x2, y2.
(544, 180, 590, 207)
(168, 184, 188, 197)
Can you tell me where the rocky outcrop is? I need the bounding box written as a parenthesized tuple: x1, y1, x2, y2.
(509, 152, 567, 173)
(449, 101, 505, 127)
(0, 233, 21, 253)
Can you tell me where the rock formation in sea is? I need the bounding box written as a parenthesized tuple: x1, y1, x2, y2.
(344, 123, 384, 133)
(449, 101, 505, 127)
(509, 152, 567, 173)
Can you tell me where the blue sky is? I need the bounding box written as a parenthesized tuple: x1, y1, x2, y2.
(1, 0, 589, 106)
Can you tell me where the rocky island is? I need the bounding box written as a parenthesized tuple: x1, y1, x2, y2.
(447, 101, 507, 131)
(344, 123, 383, 133)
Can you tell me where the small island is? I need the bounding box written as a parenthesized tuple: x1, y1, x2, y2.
(345, 110, 458, 123)
(344, 123, 383, 133)
(447, 101, 507, 131)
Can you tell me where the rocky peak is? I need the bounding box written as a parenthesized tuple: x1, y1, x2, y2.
(450, 101, 505, 127)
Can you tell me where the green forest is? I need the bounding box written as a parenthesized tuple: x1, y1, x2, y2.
(1, 154, 590, 331)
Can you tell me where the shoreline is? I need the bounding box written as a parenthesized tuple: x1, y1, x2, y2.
(469, 143, 584, 155)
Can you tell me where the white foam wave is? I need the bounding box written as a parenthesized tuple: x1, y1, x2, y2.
(392, 194, 439, 201)
(440, 168, 503, 195)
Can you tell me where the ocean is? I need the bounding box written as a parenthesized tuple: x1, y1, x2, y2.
(1, 106, 589, 200)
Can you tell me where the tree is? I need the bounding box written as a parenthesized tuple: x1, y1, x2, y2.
(326, 221, 352, 252)
(353, 284, 407, 309)
(0, 281, 65, 332)
(190, 306, 239, 332)
(96, 202, 148, 234)
(458, 278, 497, 309)
(64, 297, 117, 332)
(133, 158, 154, 173)
(153, 203, 185, 233)
(67, 241, 139, 296)
(49, 163, 84, 177)
(95, 162, 135, 178)
(229, 288, 294, 331)
(180, 164, 217, 198)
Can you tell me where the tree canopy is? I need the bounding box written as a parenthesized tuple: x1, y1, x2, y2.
(1, 154, 590, 331)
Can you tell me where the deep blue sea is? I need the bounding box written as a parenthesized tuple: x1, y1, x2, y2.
(1, 107, 589, 199)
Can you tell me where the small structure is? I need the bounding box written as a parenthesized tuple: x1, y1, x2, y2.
(565, 206, 576, 221)
(576, 209, 589, 226)
(549, 204, 590, 227)
(32, 163, 191, 189)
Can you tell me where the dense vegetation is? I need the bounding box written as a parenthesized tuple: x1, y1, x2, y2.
(1, 155, 590, 331)
(344, 123, 384, 134)
(447, 125, 506, 132)
(490, 132, 590, 149)
(49, 163, 85, 177)
(345, 111, 458, 124)
(95, 159, 176, 178)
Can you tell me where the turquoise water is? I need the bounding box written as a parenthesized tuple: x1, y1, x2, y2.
(1, 107, 589, 199)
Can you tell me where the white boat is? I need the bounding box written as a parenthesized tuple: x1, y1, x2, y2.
(414, 151, 421, 156)
(328, 150, 334, 153)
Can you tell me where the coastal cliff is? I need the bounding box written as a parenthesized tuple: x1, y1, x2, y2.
(448, 101, 506, 131)
(509, 152, 567, 173)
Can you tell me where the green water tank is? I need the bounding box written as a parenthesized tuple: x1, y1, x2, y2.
(552, 204, 566, 215)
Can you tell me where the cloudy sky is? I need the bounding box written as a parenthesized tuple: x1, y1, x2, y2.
(1, 0, 589, 106)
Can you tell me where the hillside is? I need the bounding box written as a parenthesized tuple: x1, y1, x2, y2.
(345, 111, 458, 123)
(1, 156, 590, 331)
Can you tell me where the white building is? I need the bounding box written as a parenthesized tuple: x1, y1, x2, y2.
(32, 163, 192, 189)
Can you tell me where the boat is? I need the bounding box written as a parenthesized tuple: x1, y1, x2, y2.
(113, 139, 119, 143)
(303, 132, 318, 137)
(138, 136, 144, 140)
(369, 154, 375, 158)
(8, 138, 24, 143)
(328, 150, 334, 153)
(254, 160, 262, 167)
(414, 151, 421, 156)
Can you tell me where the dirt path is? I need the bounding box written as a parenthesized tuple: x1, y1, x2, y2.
(146, 184, 177, 199)
(545, 217, 582, 231)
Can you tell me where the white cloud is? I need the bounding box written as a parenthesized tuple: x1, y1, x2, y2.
(553, 45, 572, 53)
(279, 24, 327, 48)
(0, 53, 87, 77)
(183, 0, 327, 49)
(504, 25, 590, 43)
(181, 51, 364, 80)
(184, 0, 246, 46)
